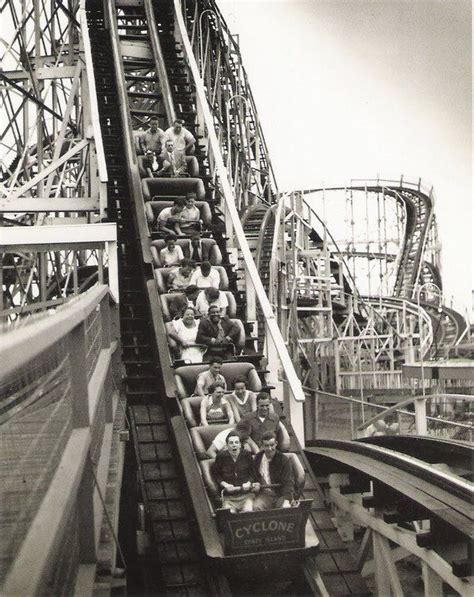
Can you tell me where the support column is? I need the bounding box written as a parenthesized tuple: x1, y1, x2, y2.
(415, 397, 428, 435)
(422, 562, 443, 597)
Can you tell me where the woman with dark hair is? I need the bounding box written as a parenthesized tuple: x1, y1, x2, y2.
(166, 306, 204, 363)
(200, 383, 235, 426)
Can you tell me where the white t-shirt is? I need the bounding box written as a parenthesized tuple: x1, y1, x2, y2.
(195, 290, 228, 315)
(211, 428, 234, 452)
(190, 268, 220, 289)
(159, 245, 184, 266)
(164, 127, 196, 152)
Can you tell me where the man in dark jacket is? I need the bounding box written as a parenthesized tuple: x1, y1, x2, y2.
(196, 305, 241, 360)
(212, 431, 258, 512)
(253, 431, 294, 510)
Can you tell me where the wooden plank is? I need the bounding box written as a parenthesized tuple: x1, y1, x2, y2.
(0, 197, 99, 212)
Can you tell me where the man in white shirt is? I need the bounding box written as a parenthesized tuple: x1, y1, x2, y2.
(190, 261, 220, 289)
(165, 119, 196, 154)
(196, 287, 228, 316)
(206, 420, 259, 458)
(140, 118, 166, 154)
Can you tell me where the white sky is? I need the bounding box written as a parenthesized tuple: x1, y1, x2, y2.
(218, 0, 472, 316)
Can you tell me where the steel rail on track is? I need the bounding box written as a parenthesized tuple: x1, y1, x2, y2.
(307, 439, 473, 504)
(359, 434, 473, 477)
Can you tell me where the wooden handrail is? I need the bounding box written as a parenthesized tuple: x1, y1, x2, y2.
(174, 0, 305, 405)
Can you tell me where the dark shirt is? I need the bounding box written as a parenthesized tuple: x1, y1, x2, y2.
(254, 451, 294, 501)
(196, 315, 241, 347)
(212, 450, 256, 488)
(241, 411, 281, 447)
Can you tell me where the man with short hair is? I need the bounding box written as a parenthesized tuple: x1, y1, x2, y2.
(179, 193, 202, 232)
(194, 356, 227, 396)
(212, 431, 259, 513)
(206, 420, 259, 458)
(189, 231, 208, 262)
(156, 198, 185, 235)
(159, 139, 188, 176)
(242, 392, 284, 447)
(165, 119, 196, 154)
(140, 118, 166, 155)
(253, 431, 294, 510)
(190, 261, 220, 290)
(196, 305, 241, 360)
(167, 259, 195, 291)
(196, 287, 228, 316)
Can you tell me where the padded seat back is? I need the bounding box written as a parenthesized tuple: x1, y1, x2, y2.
(160, 292, 186, 321)
(151, 239, 191, 267)
(154, 267, 173, 294)
(142, 177, 205, 201)
(200, 459, 218, 497)
(286, 453, 306, 496)
(191, 238, 222, 265)
(146, 200, 211, 228)
(175, 362, 262, 398)
(276, 423, 291, 452)
(185, 155, 199, 177)
(181, 395, 203, 427)
(190, 424, 233, 459)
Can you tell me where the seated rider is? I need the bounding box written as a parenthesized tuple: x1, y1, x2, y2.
(196, 287, 228, 316)
(206, 420, 259, 458)
(226, 377, 257, 421)
(159, 233, 184, 267)
(179, 193, 202, 232)
(167, 259, 196, 291)
(189, 261, 220, 289)
(242, 391, 286, 447)
(159, 139, 188, 177)
(156, 198, 185, 235)
(200, 383, 235, 426)
(194, 356, 227, 396)
(196, 305, 241, 361)
(212, 431, 259, 513)
(253, 431, 294, 510)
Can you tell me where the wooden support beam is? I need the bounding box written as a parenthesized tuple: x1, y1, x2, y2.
(330, 489, 472, 596)
(0, 197, 99, 212)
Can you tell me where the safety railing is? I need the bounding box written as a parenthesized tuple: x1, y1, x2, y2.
(357, 394, 474, 443)
(302, 386, 474, 443)
(174, 0, 307, 441)
(178, 0, 278, 211)
(0, 222, 118, 323)
(0, 284, 122, 594)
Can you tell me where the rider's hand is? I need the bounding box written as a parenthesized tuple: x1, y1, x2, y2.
(241, 481, 251, 492)
(251, 482, 261, 493)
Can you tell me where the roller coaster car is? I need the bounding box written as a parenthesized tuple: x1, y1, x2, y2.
(137, 155, 200, 178)
(142, 176, 206, 201)
(145, 200, 212, 229)
(198, 455, 318, 578)
(174, 362, 262, 397)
